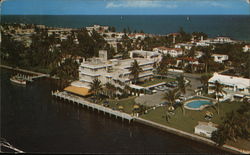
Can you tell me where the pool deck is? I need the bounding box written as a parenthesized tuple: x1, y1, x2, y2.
(184, 96, 216, 110)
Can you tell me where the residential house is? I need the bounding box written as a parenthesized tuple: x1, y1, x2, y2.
(153, 46, 183, 57)
(208, 72, 250, 101)
(243, 45, 250, 52)
(212, 54, 229, 63)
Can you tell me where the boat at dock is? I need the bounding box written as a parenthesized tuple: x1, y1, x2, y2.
(10, 75, 28, 85)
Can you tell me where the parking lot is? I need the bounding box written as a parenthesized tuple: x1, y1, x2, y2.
(135, 72, 202, 107)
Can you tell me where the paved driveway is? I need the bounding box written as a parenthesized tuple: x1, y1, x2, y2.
(135, 71, 203, 106)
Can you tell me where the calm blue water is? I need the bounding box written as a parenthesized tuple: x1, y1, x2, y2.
(186, 100, 213, 108)
(1, 15, 250, 41)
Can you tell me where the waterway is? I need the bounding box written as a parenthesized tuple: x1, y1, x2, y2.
(1, 69, 229, 153)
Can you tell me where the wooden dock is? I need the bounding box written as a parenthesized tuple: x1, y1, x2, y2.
(51, 91, 134, 122)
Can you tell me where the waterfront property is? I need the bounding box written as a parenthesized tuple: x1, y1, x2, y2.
(208, 72, 250, 101)
(194, 122, 218, 138)
(76, 50, 155, 95)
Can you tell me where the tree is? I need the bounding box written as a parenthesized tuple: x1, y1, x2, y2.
(89, 79, 103, 103)
(199, 46, 213, 73)
(162, 88, 181, 112)
(104, 82, 116, 99)
(223, 111, 241, 142)
(211, 128, 227, 146)
(212, 103, 250, 146)
(210, 80, 227, 114)
(200, 74, 212, 94)
(156, 54, 170, 79)
(176, 74, 190, 95)
(129, 60, 143, 84)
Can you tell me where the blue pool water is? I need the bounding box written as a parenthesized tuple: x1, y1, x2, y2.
(186, 100, 213, 109)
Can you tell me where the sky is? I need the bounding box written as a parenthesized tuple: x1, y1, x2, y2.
(1, 0, 250, 15)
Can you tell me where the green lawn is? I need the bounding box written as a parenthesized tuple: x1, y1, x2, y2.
(138, 77, 176, 87)
(141, 101, 245, 133)
(105, 97, 137, 114)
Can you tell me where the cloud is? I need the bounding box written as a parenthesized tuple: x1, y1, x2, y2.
(106, 1, 177, 8)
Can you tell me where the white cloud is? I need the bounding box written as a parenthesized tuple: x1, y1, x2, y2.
(106, 1, 177, 8)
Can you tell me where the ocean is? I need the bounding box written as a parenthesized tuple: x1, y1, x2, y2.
(1, 15, 250, 41)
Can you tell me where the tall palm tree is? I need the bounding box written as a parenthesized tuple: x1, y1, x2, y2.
(200, 74, 212, 94)
(163, 88, 181, 112)
(200, 46, 213, 73)
(211, 80, 227, 114)
(176, 74, 189, 95)
(104, 82, 116, 99)
(89, 79, 103, 103)
(187, 47, 196, 73)
(129, 60, 143, 84)
(223, 111, 241, 142)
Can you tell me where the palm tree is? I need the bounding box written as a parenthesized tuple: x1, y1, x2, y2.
(129, 60, 143, 84)
(104, 82, 116, 99)
(89, 79, 103, 103)
(162, 88, 181, 112)
(223, 111, 241, 142)
(187, 47, 196, 73)
(200, 74, 212, 94)
(199, 46, 213, 73)
(176, 74, 189, 95)
(211, 80, 227, 114)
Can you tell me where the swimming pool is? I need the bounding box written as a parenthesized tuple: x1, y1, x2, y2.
(184, 99, 214, 110)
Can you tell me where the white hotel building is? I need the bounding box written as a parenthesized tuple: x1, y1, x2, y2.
(65, 50, 155, 96)
(208, 72, 250, 101)
(153, 46, 183, 57)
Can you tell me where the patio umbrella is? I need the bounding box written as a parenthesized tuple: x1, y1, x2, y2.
(118, 106, 124, 110)
(205, 111, 213, 117)
(133, 105, 140, 109)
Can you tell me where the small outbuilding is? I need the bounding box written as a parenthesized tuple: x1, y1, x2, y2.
(194, 121, 218, 138)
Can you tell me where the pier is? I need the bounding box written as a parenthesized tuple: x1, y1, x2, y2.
(51, 91, 134, 122)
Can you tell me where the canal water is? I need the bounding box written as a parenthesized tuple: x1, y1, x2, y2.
(1, 69, 228, 153)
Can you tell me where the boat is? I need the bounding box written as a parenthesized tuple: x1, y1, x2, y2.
(187, 16, 190, 21)
(10, 75, 27, 85)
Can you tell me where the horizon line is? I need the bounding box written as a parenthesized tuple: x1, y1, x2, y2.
(2, 14, 250, 16)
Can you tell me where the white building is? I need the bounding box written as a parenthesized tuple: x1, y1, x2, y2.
(128, 33, 146, 40)
(72, 50, 154, 93)
(208, 72, 250, 100)
(214, 37, 234, 43)
(195, 41, 210, 47)
(129, 50, 161, 61)
(194, 122, 218, 138)
(174, 43, 193, 50)
(211, 54, 229, 63)
(153, 46, 183, 57)
(243, 45, 250, 52)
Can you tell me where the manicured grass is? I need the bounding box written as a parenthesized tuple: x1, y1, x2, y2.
(105, 97, 137, 114)
(141, 101, 245, 133)
(138, 77, 176, 87)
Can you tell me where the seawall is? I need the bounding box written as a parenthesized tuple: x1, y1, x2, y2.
(134, 117, 245, 154)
